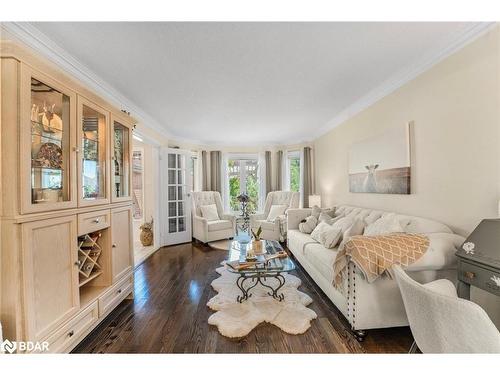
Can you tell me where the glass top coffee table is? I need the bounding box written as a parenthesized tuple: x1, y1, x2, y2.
(226, 237, 295, 303)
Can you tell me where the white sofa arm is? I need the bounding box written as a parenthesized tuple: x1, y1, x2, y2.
(220, 213, 236, 230)
(287, 208, 312, 230)
(193, 215, 208, 230)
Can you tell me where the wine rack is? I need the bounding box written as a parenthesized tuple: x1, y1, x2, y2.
(77, 231, 103, 287)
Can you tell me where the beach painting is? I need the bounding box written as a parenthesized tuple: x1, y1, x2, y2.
(348, 123, 411, 194)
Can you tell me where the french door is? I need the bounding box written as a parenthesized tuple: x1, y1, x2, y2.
(160, 148, 192, 246)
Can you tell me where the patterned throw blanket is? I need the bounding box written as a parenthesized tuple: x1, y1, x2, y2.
(333, 233, 430, 286)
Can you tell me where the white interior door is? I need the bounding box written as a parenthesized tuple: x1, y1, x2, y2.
(160, 148, 192, 246)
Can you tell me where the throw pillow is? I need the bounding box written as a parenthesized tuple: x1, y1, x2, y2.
(311, 205, 322, 219)
(267, 204, 288, 221)
(200, 204, 219, 221)
(319, 212, 345, 225)
(320, 226, 342, 249)
(364, 214, 405, 236)
(339, 219, 365, 248)
(299, 215, 318, 234)
(310, 222, 331, 243)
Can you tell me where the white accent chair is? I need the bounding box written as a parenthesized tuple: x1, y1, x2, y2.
(250, 191, 299, 241)
(191, 191, 236, 244)
(393, 264, 500, 353)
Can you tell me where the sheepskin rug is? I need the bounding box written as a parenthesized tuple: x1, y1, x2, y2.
(207, 266, 317, 338)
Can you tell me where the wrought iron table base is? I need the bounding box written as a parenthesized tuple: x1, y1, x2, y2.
(236, 273, 286, 303)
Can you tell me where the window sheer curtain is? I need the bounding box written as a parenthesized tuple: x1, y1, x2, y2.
(265, 151, 272, 194)
(221, 152, 230, 212)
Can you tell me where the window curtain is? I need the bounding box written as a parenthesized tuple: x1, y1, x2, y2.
(210, 151, 222, 193)
(201, 150, 209, 191)
(265, 151, 272, 193)
(276, 150, 283, 191)
(258, 152, 267, 212)
(302, 146, 313, 208)
(221, 152, 230, 212)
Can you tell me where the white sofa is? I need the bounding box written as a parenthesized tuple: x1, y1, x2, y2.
(250, 191, 299, 241)
(191, 191, 236, 243)
(287, 205, 466, 340)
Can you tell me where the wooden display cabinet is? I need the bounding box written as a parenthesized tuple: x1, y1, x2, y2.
(1, 41, 136, 353)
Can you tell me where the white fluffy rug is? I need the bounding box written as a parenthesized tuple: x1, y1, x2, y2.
(207, 266, 317, 338)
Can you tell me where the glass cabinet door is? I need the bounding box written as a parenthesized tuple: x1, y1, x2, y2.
(23, 65, 77, 213)
(111, 116, 132, 201)
(78, 97, 109, 206)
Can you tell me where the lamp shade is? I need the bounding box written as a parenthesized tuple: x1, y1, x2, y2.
(309, 195, 321, 208)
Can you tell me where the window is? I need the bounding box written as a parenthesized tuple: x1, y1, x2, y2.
(227, 156, 259, 213)
(286, 151, 301, 192)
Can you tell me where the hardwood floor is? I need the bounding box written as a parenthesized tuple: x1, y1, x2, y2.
(73, 242, 413, 353)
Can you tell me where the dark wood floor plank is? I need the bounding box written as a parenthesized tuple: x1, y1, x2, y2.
(73, 242, 412, 353)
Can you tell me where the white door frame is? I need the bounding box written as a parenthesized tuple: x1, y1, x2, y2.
(159, 147, 193, 246)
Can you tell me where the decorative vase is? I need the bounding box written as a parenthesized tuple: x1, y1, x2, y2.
(252, 239, 262, 253)
(140, 218, 154, 246)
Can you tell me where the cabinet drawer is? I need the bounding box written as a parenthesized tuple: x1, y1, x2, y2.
(78, 209, 110, 235)
(41, 301, 98, 353)
(458, 260, 500, 297)
(98, 276, 133, 316)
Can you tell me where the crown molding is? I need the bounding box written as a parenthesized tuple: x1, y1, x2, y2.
(2, 22, 496, 147)
(312, 22, 497, 140)
(1, 21, 174, 143)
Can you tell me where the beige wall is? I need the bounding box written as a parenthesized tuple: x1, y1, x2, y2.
(314, 27, 500, 325)
(314, 27, 499, 237)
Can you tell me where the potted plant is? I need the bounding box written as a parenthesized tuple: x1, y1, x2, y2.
(139, 218, 154, 246)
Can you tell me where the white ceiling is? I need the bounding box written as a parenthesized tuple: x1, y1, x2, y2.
(29, 22, 477, 145)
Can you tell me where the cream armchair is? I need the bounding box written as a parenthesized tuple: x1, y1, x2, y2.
(250, 191, 299, 241)
(191, 191, 236, 244)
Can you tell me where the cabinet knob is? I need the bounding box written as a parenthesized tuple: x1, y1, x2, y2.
(112, 243, 117, 248)
(118, 289, 122, 294)
(93, 218, 100, 223)
(464, 271, 475, 279)
(74, 260, 82, 267)
(68, 330, 74, 338)
(73, 147, 80, 153)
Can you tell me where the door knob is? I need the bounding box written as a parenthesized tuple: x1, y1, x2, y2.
(112, 243, 117, 248)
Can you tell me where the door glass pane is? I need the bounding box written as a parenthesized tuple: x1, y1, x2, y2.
(178, 202, 184, 216)
(30, 78, 71, 204)
(113, 121, 129, 198)
(168, 170, 176, 184)
(168, 218, 177, 233)
(178, 217, 185, 232)
(178, 186, 183, 201)
(177, 170, 184, 185)
(81, 104, 106, 200)
(168, 186, 176, 201)
(168, 154, 176, 168)
(168, 202, 176, 217)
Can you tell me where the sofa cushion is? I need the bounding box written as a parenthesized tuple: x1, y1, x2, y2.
(207, 220, 232, 232)
(407, 232, 465, 271)
(287, 229, 316, 255)
(201, 204, 220, 221)
(303, 243, 338, 283)
(320, 226, 342, 249)
(339, 218, 365, 248)
(310, 222, 331, 243)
